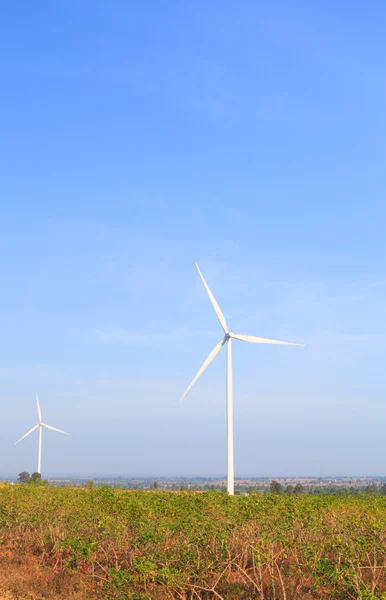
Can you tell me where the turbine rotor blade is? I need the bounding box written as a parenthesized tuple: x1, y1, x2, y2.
(230, 333, 305, 346)
(195, 263, 228, 333)
(42, 423, 71, 436)
(15, 424, 39, 445)
(36, 392, 42, 424)
(180, 338, 225, 402)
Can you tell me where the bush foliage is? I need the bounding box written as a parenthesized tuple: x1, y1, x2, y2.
(1, 485, 386, 598)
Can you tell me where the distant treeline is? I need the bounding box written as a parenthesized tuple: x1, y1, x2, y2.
(8, 473, 386, 496)
(267, 480, 386, 496)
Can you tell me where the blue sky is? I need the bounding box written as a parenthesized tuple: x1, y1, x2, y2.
(1, 1, 386, 477)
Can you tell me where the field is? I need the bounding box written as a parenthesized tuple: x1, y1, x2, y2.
(1, 486, 386, 599)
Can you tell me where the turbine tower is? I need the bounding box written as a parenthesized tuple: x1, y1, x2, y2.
(180, 263, 305, 495)
(15, 393, 71, 476)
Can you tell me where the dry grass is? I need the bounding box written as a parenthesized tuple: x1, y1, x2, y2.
(0, 547, 86, 599)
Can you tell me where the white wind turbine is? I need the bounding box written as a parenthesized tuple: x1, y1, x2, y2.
(180, 263, 305, 495)
(15, 393, 71, 476)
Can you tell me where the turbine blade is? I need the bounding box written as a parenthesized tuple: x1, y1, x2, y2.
(36, 392, 42, 424)
(15, 424, 39, 445)
(230, 333, 305, 346)
(42, 423, 71, 436)
(180, 338, 225, 402)
(195, 263, 228, 333)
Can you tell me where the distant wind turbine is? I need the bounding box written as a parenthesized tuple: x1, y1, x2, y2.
(180, 263, 305, 495)
(15, 393, 71, 476)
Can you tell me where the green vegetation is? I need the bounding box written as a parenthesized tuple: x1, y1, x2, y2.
(17, 471, 48, 486)
(1, 485, 386, 598)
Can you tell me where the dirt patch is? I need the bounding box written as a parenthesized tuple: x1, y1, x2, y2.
(0, 549, 87, 600)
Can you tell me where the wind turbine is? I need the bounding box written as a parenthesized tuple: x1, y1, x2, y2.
(15, 393, 71, 476)
(180, 263, 305, 495)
